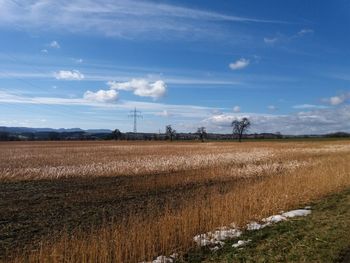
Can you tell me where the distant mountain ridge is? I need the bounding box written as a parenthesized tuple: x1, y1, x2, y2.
(0, 126, 112, 134)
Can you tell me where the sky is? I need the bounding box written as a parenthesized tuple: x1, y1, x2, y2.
(1, 0, 350, 134)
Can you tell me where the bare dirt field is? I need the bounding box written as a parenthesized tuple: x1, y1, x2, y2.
(1, 140, 350, 262)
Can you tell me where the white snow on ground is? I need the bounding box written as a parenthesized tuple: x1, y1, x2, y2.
(247, 221, 271, 231)
(193, 227, 242, 247)
(142, 207, 312, 262)
(262, 214, 287, 224)
(282, 209, 311, 218)
(246, 221, 267, 231)
(151, 255, 173, 263)
(141, 254, 178, 263)
(232, 239, 252, 248)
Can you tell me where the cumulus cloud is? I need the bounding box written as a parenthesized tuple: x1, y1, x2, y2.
(233, 106, 241, 113)
(50, 40, 60, 48)
(108, 79, 167, 99)
(229, 58, 250, 70)
(323, 92, 350, 106)
(330, 95, 346, 105)
(83, 89, 119, 103)
(54, 70, 84, 80)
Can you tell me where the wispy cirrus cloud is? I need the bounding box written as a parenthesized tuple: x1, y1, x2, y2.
(263, 37, 278, 44)
(0, 0, 288, 40)
(297, 28, 314, 37)
(293, 104, 329, 109)
(0, 90, 216, 119)
(2, 90, 350, 134)
(264, 28, 314, 45)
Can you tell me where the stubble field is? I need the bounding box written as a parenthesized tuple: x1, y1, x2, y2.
(1, 140, 350, 262)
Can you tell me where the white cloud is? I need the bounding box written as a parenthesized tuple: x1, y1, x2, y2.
(41, 49, 48, 53)
(155, 110, 172, 117)
(233, 106, 241, 113)
(267, 105, 278, 111)
(323, 92, 350, 106)
(0, 69, 244, 86)
(264, 37, 278, 44)
(54, 70, 84, 80)
(293, 104, 329, 109)
(50, 40, 60, 49)
(84, 89, 119, 103)
(74, 58, 83, 63)
(0, 0, 286, 40)
(2, 90, 350, 134)
(229, 58, 250, 70)
(330, 95, 345, 105)
(264, 28, 313, 46)
(108, 79, 167, 99)
(0, 90, 215, 119)
(297, 29, 314, 36)
(203, 105, 350, 135)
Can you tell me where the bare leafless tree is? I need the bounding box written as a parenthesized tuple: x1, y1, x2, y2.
(165, 125, 176, 141)
(196, 127, 207, 142)
(232, 117, 251, 142)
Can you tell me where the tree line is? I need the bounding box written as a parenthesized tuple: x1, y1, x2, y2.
(112, 117, 251, 142)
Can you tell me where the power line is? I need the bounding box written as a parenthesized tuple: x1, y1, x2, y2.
(128, 108, 142, 133)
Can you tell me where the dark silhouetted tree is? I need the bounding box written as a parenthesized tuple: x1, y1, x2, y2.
(112, 129, 122, 140)
(196, 127, 207, 142)
(232, 117, 251, 142)
(165, 125, 176, 141)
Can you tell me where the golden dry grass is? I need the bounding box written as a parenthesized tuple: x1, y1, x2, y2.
(1, 140, 350, 262)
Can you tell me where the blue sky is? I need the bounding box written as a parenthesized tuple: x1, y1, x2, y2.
(1, 0, 350, 134)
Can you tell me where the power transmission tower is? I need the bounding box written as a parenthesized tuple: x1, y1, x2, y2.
(128, 108, 142, 133)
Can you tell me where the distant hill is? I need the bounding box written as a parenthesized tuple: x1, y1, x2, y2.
(0, 126, 350, 141)
(0, 126, 112, 134)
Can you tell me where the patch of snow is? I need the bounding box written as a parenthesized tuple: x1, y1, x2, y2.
(193, 228, 241, 247)
(232, 239, 252, 248)
(212, 228, 242, 241)
(282, 209, 311, 218)
(246, 221, 268, 231)
(151, 255, 173, 263)
(262, 215, 287, 224)
(184, 206, 312, 262)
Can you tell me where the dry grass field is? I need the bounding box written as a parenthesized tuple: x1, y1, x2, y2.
(1, 140, 350, 262)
